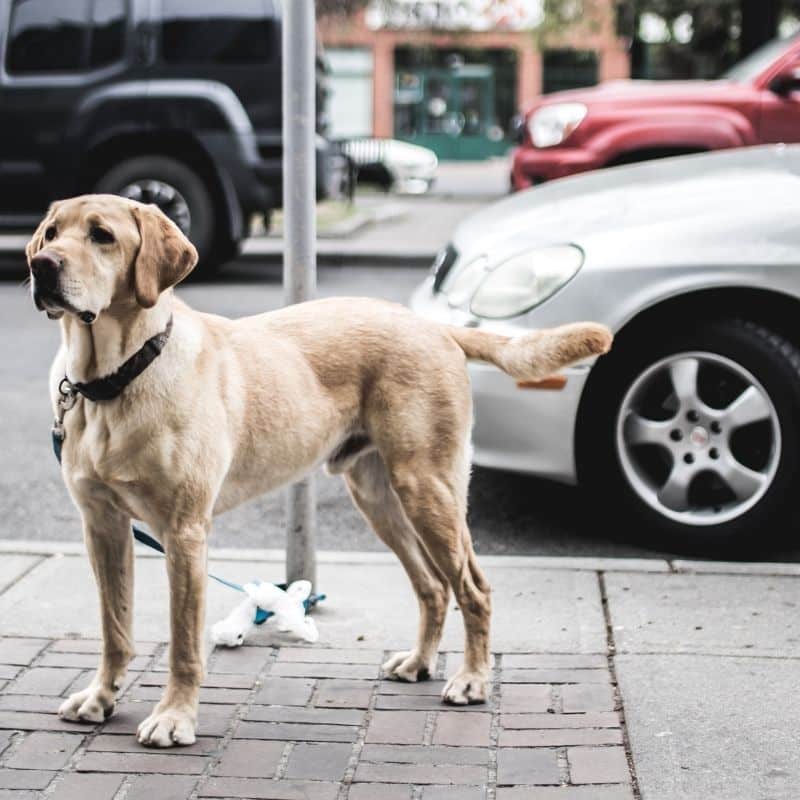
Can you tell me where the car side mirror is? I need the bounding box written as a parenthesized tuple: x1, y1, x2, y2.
(769, 65, 800, 96)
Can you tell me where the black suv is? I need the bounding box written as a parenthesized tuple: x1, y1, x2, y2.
(0, 0, 344, 272)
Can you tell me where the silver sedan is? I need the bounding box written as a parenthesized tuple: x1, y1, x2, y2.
(411, 145, 800, 553)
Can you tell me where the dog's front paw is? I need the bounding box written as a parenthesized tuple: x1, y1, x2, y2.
(58, 685, 116, 723)
(382, 650, 434, 682)
(137, 705, 197, 747)
(442, 668, 489, 705)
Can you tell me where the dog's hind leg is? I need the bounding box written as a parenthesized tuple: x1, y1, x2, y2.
(345, 451, 450, 682)
(59, 500, 135, 723)
(387, 460, 492, 706)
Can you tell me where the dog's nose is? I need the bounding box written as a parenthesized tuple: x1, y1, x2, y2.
(30, 251, 63, 275)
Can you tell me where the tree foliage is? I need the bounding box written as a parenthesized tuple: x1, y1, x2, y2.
(540, 0, 799, 77)
(614, 0, 800, 77)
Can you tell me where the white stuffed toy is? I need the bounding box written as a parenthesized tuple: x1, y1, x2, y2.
(210, 596, 258, 647)
(210, 580, 318, 648)
(246, 580, 319, 643)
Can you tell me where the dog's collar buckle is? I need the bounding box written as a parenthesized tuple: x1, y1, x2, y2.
(50, 315, 173, 441)
(52, 378, 79, 442)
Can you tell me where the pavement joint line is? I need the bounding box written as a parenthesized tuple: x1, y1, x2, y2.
(486, 651, 502, 800)
(421, 707, 437, 747)
(598, 571, 642, 800)
(273, 739, 295, 781)
(0, 636, 618, 659)
(613, 649, 800, 661)
(335, 648, 385, 800)
(305, 672, 323, 711)
(63, 668, 91, 699)
(0, 728, 25, 771)
(434, 650, 447, 682)
(112, 772, 135, 800)
(189, 644, 280, 800)
(551, 685, 564, 714)
(556, 747, 570, 785)
(0, 554, 47, 599)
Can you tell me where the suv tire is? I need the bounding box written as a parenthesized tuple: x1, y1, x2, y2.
(95, 155, 220, 277)
(578, 319, 800, 556)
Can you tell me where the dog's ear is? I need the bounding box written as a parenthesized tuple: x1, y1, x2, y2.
(131, 203, 198, 308)
(25, 201, 62, 264)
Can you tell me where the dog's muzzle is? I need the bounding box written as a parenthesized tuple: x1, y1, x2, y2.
(30, 250, 65, 311)
(29, 250, 94, 322)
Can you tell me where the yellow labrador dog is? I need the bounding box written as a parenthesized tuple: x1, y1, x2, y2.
(27, 195, 612, 748)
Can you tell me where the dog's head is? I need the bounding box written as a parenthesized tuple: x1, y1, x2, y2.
(26, 195, 198, 322)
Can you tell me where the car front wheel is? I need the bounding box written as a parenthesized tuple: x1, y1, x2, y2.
(95, 155, 224, 277)
(579, 319, 800, 555)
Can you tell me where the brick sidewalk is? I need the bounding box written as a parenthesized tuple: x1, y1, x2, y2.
(0, 638, 635, 799)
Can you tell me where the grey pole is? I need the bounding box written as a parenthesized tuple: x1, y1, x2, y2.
(282, 0, 317, 588)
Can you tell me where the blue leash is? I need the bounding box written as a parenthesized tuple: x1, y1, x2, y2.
(51, 430, 324, 626)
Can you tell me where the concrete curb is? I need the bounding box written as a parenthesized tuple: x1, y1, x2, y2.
(266, 200, 409, 240)
(240, 238, 435, 266)
(0, 540, 665, 570)
(1, 540, 799, 575)
(0, 233, 437, 269)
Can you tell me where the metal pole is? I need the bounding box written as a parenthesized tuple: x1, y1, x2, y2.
(282, 0, 317, 588)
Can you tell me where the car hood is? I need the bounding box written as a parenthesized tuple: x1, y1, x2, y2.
(452, 145, 800, 263)
(526, 77, 752, 112)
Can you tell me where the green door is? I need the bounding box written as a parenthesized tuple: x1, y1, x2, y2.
(394, 65, 509, 160)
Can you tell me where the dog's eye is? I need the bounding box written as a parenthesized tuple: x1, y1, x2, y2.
(44, 226, 56, 241)
(89, 226, 115, 245)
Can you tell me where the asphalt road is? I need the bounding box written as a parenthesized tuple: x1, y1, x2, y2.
(0, 252, 689, 561)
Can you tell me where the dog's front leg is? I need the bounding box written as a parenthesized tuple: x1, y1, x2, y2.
(137, 523, 207, 747)
(59, 503, 134, 723)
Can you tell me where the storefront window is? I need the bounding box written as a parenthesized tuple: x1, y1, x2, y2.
(393, 46, 517, 159)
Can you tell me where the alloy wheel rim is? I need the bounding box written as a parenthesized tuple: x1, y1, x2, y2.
(616, 352, 781, 526)
(119, 180, 192, 235)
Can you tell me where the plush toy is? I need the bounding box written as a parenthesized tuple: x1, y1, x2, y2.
(210, 596, 258, 647)
(246, 580, 319, 643)
(210, 580, 319, 648)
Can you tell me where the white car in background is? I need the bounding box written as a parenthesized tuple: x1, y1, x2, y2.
(341, 138, 437, 194)
(411, 145, 800, 554)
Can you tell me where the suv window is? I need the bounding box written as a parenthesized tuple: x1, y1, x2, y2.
(161, 0, 276, 65)
(89, 0, 127, 69)
(6, 0, 127, 75)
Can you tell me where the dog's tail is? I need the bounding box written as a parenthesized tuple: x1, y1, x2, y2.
(448, 322, 613, 382)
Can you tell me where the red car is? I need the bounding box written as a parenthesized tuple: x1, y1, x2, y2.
(512, 34, 800, 189)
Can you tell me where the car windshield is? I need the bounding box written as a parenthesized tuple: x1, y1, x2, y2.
(723, 34, 799, 82)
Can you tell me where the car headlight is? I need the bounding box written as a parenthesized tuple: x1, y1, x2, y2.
(470, 245, 584, 319)
(529, 103, 587, 148)
(445, 255, 489, 308)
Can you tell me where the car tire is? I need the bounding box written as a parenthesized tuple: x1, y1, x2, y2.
(94, 155, 222, 277)
(578, 318, 800, 556)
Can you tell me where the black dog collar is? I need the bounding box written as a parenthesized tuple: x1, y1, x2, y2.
(67, 315, 174, 402)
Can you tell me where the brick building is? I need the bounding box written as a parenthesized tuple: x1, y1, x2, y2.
(319, 0, 630, 160)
